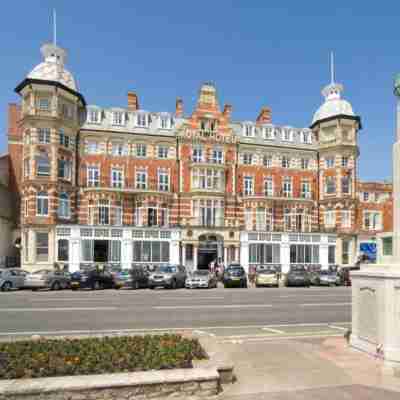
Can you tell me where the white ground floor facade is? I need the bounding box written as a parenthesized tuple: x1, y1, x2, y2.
(19, 225, 347, 274)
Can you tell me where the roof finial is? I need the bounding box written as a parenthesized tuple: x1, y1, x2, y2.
(330, 51, 335, 85)
(53, 9, 57, 46)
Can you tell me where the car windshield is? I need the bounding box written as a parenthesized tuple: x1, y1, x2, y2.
(258, 267, 276, 274)
(228, 267, 244, 273)
(157, 266, 177, 274)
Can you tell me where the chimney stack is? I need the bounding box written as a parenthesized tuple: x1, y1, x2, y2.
(223, 104, 232, 120)
(127, 92, 139, 111)
(256, 106, 272, 124)
(175, 98, 184, 117)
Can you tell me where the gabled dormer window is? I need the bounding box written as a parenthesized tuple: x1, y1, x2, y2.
(264, 127, 275, 140)
(244, 124, 255, 137)
(160, 116, 171, 129)
(301, 130, 312, 144)
(282, 128, 293, 142)
(137, 113, 150, 127)
(113, 111, 124, 126)
(89, 109, 100, 124)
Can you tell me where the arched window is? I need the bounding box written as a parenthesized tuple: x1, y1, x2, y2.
(36, 153, 50, 177)
(58, 192, 70, 219)
(36, 191, 49, 216)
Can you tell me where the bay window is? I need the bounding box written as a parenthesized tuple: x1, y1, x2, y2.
(290, 244, 319, 264)
(38, 128, 51, 144)
(192, 199, 224, 227)
(249, 243, 280, 264)
(192, 168, 224, 191)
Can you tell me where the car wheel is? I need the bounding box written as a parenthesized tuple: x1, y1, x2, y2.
(93, 281, 101, 290)
(52, 281, 61, 291)
(1, 281, 12, 292)
(170, 280, 177, 290)
(133, 281, 139, 290)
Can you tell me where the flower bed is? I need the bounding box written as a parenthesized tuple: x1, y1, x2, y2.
(0, 334, 207, 380)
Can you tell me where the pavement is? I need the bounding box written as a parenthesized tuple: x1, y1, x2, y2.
(200, 334, 400, 399)
(0, 285, 351, 336)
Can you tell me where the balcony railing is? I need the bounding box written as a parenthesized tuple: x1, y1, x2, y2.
(241, 190, 314, 201)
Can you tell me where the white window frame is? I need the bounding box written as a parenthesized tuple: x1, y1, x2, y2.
(136, 113, 149, 127)
(36, 154, 50, 177)
(326, 157, 335, 168)
(113, 111, 124, 126)
(192, 168, 224, 191)
(281, 156, 290, 168)
(211, 148, 223, 164)
(341, 210, 351, 228)
(324, 210, 336, 228)
(36, 191, 49, 217)
(59, 129, 70, 148)
(159, 115, 173, 129)
(264, 176, 274, 196)
(300, 158, 309, 170)
(244, 124, 255, 137)
(111, 168, 124, 188)
(89, 109, 100, 124)
(58, 158, 72, 180)
(112, 143, 127, 156)
(264, 127, 275, 140)
(136, 144, 147, 158)
(87, 166, 100, 187)
(158, 145, 169, 159)
(86, 141, 99, 155)
(136, 169, 147, 190)
(158, 169, 170, 192)
(35, 232, 49, 262)
(192, 147, 203, 163)
(282, 177, 292, 198)
(301, 180, 311, 199)
(58, 192, 71, 219)
(263, 155, 272, 167)
(244, 176, 254, 196)
(38, 98, 50, 111)
(363, 211, 382, 230)
(282, 128, 293, 142)
(325, 176, 336, 194)
(38, 128, 51, 144)
(342, 156, 349, 167)
(243, 153, 253, 165)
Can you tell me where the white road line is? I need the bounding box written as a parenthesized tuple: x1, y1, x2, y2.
(0, 307, 117, 312)
(301, 303, 351, 307)
(221, 333, 343, 343)
(279, 295, 350, 298)
(262, 327, 285, 334)
(159, 297, 225, 300)
(0, 322, 350, 337)
(328, 324, 349, 331)
(153, 304, 273, 310)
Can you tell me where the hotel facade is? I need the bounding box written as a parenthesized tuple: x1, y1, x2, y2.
(6, 42, 393, 273)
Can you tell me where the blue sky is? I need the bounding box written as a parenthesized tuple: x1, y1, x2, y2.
(0, 1, 398, 180)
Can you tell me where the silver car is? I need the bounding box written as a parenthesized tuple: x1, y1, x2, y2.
(0, 268, 28, 291)
(185, 270, 218, 289)
(24, 269, 71, 291)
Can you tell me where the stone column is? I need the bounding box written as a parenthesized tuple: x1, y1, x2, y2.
(182, 243, 186, 266)
(224, 247, 228, 264)
(193, 245, 198, 270)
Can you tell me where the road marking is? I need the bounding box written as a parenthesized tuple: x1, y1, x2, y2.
(262, 327, 285, 334)
(301, 303, 351, 307)
(159, 297, 225, 300)
(0, 307, 117, 312)
(328, 324, 349, 331)
(279, 295, 350, 298)
(153, 304, 273, 310)
(221, 333, 343, 343)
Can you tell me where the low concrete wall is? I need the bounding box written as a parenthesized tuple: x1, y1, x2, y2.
(0, 368, 220, 400)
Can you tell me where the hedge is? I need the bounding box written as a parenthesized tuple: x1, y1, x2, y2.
(0, 334, 207, 379)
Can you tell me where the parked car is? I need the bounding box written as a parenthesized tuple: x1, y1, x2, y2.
(223, 264, 247, 288)
(24, 269, 71, 291)
(186, 270, 218, 289)
(310, 270, 340, 286)
(255, 265, 279, 288)
(109, 266, 133, 288)
(285, 265, 310, 287)
(130, 266, 149, 289)
(70, 267, 124, 290)
(0, 268, 28, 291)
(148, 265, 187, 289)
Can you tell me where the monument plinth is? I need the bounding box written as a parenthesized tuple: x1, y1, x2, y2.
(350, 74, 400, 372)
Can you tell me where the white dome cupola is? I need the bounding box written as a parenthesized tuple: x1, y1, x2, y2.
(27, 43, 77, 91)
(311, 53, 355, 126)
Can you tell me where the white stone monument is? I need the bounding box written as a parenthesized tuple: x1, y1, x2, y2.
(350, 74, 400, 372)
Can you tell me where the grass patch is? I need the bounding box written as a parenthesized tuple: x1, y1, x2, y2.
(0, 334, 207, 380)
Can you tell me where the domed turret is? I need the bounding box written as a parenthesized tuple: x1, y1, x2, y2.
(27, 43, 77, 91)
(312, 82, 354, 125)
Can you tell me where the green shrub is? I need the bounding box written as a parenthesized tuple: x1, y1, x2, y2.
(0, 334, 207, 380)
